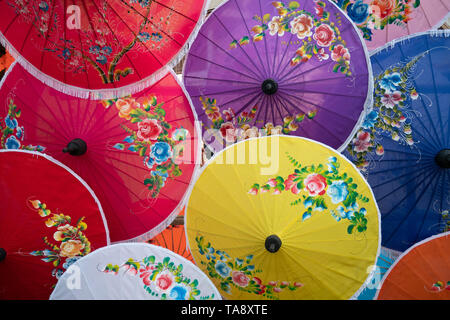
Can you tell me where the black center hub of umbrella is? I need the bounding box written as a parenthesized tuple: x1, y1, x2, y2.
(435, 149, 450, 169)
(265, 235, 282, 253)
(261, 79, 278, 95)
(0, 248, 6, 262)
(63, 138, 87, 156)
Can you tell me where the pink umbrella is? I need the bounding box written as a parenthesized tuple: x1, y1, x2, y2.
(0, 0, 208, 99)
(332, 0, 450, 51)
(0, 62, 201, 242)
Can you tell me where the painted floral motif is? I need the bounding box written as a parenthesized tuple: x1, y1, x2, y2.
(230, 1, 352, 76)
(0, 99, 46, 151)
(195, 236, 303, 300)
(200, 96, 317, 144)
(345, 52, 425, 171)
(102, 95, 189, 198)
(429, 281, 450, 292)
(7, 0, 173, 83)
(333, 0, 421, 41)
(28, 200, 91, 282)
(102, 255, 215, 300)
(249, 155, 371, 234)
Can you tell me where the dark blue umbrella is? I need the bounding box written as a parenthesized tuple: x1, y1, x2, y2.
(344, 31, 450, 252)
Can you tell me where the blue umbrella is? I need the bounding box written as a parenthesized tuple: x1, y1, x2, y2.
(344, 30, 450, 252)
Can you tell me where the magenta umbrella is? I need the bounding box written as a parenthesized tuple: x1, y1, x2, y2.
(0, 62, 201, 242)
(183, 0, 373, 153)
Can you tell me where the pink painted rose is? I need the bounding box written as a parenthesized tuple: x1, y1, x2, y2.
(267, 178, 277, 188)
(353, 131, 371, 152)
(291, 184, 301, 195)
(248, 187, 258, 195)
(381, 91, 402, 108)
(155, 273, 173, 291)
(219, 122, 237, 143)
(115, 98, 140, 120)
(137, 118, 163, 141)
(304, 173, 327, 196)
(313, 24, 335, 47)
(232, 271, 250, 287)
(331, 44, 351, 61)
(290, 14, 313, 39)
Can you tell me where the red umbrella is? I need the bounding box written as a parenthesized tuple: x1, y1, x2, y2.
(0, 0, 208, 99)
(0, 150, 109, 300)
(0, 62, 201, 242)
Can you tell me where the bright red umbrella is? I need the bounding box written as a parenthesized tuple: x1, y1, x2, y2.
(0, 150, 109, 300)
(0, 0, 208, 99)
(0, 62, 201, 242)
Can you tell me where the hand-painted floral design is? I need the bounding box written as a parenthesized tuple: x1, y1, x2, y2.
(6, 0, 172, 84)
(333, 0, 421, 41)
(28, 200, 91, 284)
(0, 99, 46, 152)
(345, 52, 426, 171)
(230, 1, 353, 76)
(103, 95, 188, 198)
(195, 236, 303, 300)
(102, 255, 215, 300)
(200, 96, 317, 145)
(429, 281, 450, 292)
(249, 155, 370, 234)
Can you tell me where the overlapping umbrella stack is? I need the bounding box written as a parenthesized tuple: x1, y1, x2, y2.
(0, 0, 449, 301)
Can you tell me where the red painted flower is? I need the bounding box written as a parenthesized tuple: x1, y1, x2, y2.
(253, 277, 266, 295)
(352, 131, 371, 153)
(303, 173, 327, 196)
(232, 271, 250, 287)
(219, 122, 237, 143)
(223, 108, 236, 122)
(331, 44, 350, 62)
(371, 0, 395, 19)
(137, 118, 162, 141)
(139, 266, 156, 286)
(155, 273, 173, 291)
(313, 24, 335, 47)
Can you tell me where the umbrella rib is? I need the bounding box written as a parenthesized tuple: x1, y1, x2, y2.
(279, 74, 357, 87)
(150, 0, 197, 23)
(183, 75, 258, 86)
(380, 147, 435, 158)
(274, 94, 310, 137)
(273, 32, 295, 79)
(196, 30, 264, 81)
(258, 0, 273, 76)
(368, 161, 434, 176)
(232, 0, 269, 78)
(189, 85, 261, 98)
(383, 170, 440, 246)
(280, 86, 367, 99)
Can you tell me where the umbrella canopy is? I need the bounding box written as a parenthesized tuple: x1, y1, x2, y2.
(0, 150, 109, 299)
(332, 0, 450, 51)
(0, 0, 208, 99)
(344, 30, 450, 252)
(375, 232, 450, 300)
(148, 207, 194, 263)
(185, 135, 381, 300)
(183, 0, 372, 153)
(0, 62, 201, 242)
(50, 242, 221, 300)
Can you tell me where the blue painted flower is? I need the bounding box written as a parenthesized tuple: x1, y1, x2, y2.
(336, 206, 355, 220)
(63, 257, 81, 269)
(346, 0, 370, 24)
(39, 1, 49, 11)
(5, 114, 18, 129)
(303, 197, 314, 208)
(144, 155, 155, 169)
(89, 45, 101, 54)
(96, 55, 107, 65)
(380, 73, 402, 93)
(5, 135, 20, 149)
(172, 128, 188, 141)
(16, 126, 24, 140)
(100, 46, 112, 56)
(138, 32, 151, 42)
(327, 180, 349, 204)
(215, 260, 231, 278)
(169, 285, 188, 300)
(151, 142, 173, 164)
(52, 269, 64, 279)
(151, 32, 163, 42)
(362, 110, 379, 129)
(61, 48, 71, 60)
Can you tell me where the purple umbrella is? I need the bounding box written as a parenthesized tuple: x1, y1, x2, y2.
(183, 0, 372, 153)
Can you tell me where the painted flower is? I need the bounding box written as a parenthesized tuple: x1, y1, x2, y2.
(115, 98, 140, 120)
(222, 108, 235, 122)
(362, 110, 379, 129)
(5, 135, 20, 149)
(169, 285, 189, 300)
(380, 73, 402, 93)
(326, 180, 349, 204)
(253, 277, 266, 295)
(39, 1, 49, 11)
(214, 260, 231, 278)
(172, 128, 188, 141)
(381, 91, 402, 108)
(410, 90, 419, 100)
(313, 24, 335, 47)
(59, 240, 84, 258)
(150, 142, 173, 164)
(16, 126, 24, 139)
(304, 173, 327, 196)
(370, 0, 395, 19)
(137, 31, 151, 42)
(5, 114, 18, 129)
(316, 47, 329, 61)
(219, 122, 237, 143)
(346, 0, 370, 24)
(331, 44, 350, 62)
(53, 224, 75, 241)
(232, 271, 250, 287)
(290, 14, 313, 39)
(376, 144, 384, 156)
(155, 272, 174, 292)
(352, 131, 371, 152)
(268, 16, 285, 36)
(137, 118, 163, 141)
(139, 265, 156, 286)
(62, 257, 81, 270)
(242, 126, 260, 139)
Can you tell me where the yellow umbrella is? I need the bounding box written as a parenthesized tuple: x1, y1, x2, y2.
(185, 136, 380, 300)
